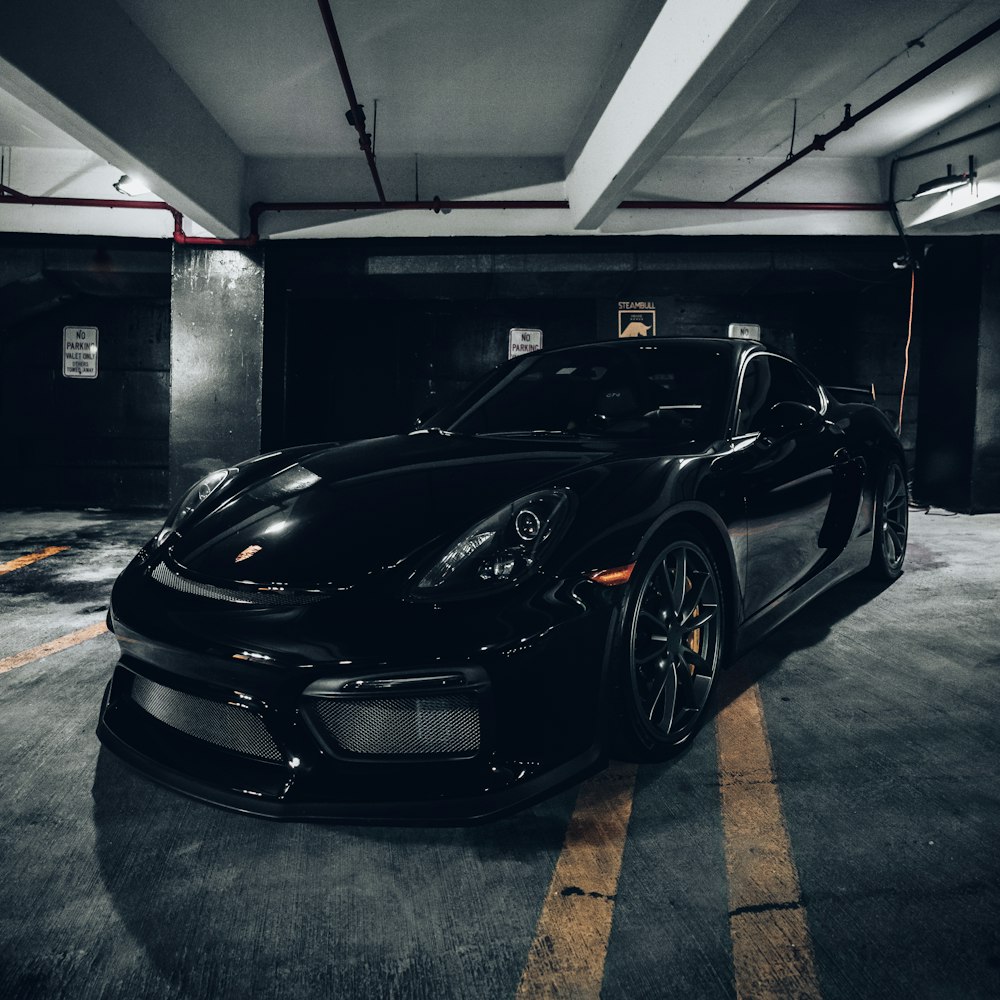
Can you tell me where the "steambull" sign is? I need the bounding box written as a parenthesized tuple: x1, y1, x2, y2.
(618, 301, 656, 339)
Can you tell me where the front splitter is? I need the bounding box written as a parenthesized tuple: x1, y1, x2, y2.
(96, 682, 605, 825)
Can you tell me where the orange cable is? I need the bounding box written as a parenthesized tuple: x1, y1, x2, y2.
(898, 269, 916, 436)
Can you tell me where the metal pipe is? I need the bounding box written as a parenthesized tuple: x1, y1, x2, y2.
(249, 197, 882, 224)
(1, 182, 185, 234)
(251, 198, 570, 217)
(890, 119, 1000, 171)
(727, 15, 1000, 202)
(1, 182, 177, 218)
(0, 185, 891, 247)
(315, 0, 387, 203)
(172, 232, 259, 247)
(0, 182, 261, 246)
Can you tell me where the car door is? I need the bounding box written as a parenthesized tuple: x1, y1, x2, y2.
(736, 353, 845, 617)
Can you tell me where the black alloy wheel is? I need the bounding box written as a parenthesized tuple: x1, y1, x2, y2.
(617, 533, 725, 759)
(867, 461, 908, 580)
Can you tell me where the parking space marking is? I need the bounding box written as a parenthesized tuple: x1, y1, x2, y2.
(0, 621, 108, 675)
(0, 545, 69, 576)
(716, 683, 822, 1000)
(516, 760, 637, 999)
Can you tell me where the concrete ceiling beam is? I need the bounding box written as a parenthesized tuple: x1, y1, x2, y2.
(0, 0, 245, 237)
(633, 155, 884, 203)
(246, 155, 565, 205)
(564, 0, 802, 231)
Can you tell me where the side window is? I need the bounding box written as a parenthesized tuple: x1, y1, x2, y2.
(736, 356, 822, 434)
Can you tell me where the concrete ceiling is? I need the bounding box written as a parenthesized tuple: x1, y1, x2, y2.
(1, 0, 999, 241)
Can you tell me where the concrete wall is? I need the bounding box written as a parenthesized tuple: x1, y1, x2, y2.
(5, 232, 994, 511)
(266, 237, 921, 470)
(0, 239, 170, 508)
(916, 236, 1000, 513)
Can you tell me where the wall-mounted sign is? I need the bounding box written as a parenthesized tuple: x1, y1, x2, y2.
(728, 322, 761, 341)
(63, 326, 99, 378)
(618, 301, 656, 338)
(509, 328, 543, 359)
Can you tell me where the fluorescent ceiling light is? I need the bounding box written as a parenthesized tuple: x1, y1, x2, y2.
(912, 162, 973, 199)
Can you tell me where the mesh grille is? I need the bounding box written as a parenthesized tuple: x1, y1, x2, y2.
(151, 561, 324, 607)
(131, 674, 283, 762)
(312, 695, 481, 756)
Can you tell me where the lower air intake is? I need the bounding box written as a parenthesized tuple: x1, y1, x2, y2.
(312, 694, 481, 757)
(131, 674, 283, 762)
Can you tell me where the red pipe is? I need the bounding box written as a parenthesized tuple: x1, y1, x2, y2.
(315, 0, 387, 203)
(728, 15, 1000, 202)
(172, 231, 259, 247)
(1, 182, 179, 222)
(1, 182, 259, 247)
(2, 182, 888, 249)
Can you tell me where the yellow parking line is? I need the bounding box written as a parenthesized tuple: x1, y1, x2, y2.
(0, 545, 69, 576)
(716, 684, 823, 1000)
(0, 621, 108, 675)
(516, 761, 637, 999)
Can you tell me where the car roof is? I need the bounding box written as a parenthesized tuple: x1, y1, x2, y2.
(531, 336, 764, 361)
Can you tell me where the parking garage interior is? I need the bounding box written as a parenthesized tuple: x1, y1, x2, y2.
(2, 2, 1000, 998)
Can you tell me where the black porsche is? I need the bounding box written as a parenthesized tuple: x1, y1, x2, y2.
(97, 336, 908, 821)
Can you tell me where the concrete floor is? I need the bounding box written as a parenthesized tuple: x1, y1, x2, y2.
(0, 507, 998, 999)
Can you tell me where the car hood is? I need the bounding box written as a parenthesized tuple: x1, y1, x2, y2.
(167, 432, 617, 589)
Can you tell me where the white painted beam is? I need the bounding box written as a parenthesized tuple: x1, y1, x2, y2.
(0, 0, 245, 236)
(565, 0, 801, 230)
(246, 156, 565, 206)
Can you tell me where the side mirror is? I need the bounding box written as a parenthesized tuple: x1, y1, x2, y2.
(756, 401, 819, 445)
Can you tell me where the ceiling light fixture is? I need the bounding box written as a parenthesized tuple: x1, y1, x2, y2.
(911, 156, 975, 199)
(113, 174, 151, 197)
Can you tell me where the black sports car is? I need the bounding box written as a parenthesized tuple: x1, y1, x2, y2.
(98, 336, 908, 821)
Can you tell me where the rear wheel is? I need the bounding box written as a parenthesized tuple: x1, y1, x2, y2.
(867, 461, 908, 580)
(614, 532, 725, 760)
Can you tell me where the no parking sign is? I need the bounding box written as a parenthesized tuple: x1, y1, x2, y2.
(63, 326, 99, 379)
(508, 328, 543, 359)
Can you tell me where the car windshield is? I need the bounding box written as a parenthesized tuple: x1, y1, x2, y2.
(439, 342, 733, 447)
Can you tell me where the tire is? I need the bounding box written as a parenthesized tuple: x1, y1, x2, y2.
(613, 530, 726, 761)
(866, 460, 908, 581)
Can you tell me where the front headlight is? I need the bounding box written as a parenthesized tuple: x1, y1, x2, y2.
(413, 488, 572, 598)
(155, 467, 236, 547)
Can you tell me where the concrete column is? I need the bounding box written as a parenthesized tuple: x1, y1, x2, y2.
(169, 246, 264, 502)
(972, 236, 1000, 513)
(915, 236, 1000, 513)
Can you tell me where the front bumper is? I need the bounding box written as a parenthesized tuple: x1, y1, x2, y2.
(97, 550, 619, 822)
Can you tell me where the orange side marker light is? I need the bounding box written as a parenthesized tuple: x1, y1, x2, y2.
(586, 563, 635, 587)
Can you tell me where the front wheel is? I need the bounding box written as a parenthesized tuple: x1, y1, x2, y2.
(613, 532, 726, 761)
(867, 461, 908, 580)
